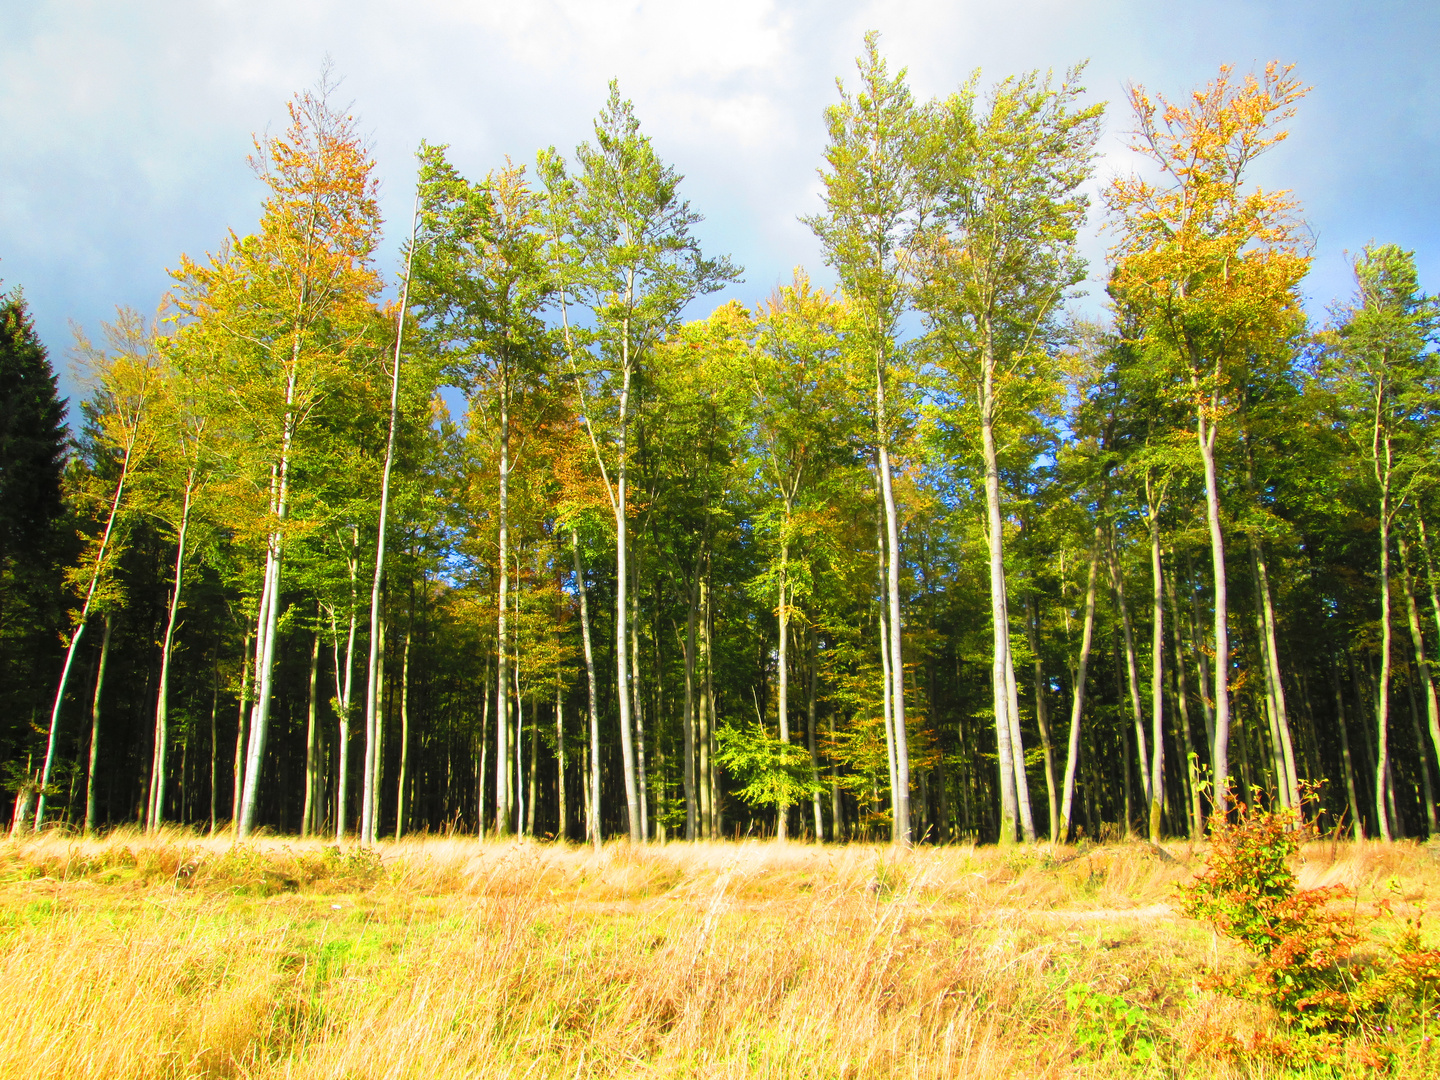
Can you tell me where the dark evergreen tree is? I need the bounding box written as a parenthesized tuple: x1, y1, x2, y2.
(0, 287, 69, 783)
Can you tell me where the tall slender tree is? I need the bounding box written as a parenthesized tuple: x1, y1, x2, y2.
(1322, 245, 1438, 841)
(172, 71, 382, 837)
(914, 67, 1102, 843)
(806, 33, 918, 842)
(1106, 63, 1310, 818)
(539, 83, 738, 840)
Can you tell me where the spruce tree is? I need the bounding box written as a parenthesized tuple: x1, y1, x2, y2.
(0, 287, 68, 779)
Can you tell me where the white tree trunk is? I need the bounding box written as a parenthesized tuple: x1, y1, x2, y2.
(1146, 501, 1165, 842)
(148, 474, 194, 832)
(238, 364, 297, 838)
(394, 618, 412, 840)
(303, 624, 321, 837)
(981, 366, 1019, 844)
(1108, 537, 1152, 816)
(615, 319, 640, 841)
(1196, 410, 1232, 820)
(363, 205, 416, 844)
(572, 529, 602, 851)
(35, 448, 134, 830)
(1375, 478, 1395, 841)
(84, 614, 114, 833)
(1059, 534, 1101, 842)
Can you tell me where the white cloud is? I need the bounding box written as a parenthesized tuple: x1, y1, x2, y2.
(1, 0, 1436, 406)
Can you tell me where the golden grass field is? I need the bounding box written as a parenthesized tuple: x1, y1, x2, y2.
(0, 831, 1437, 1078)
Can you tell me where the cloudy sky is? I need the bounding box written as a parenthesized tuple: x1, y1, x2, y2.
(2, 0, 1437, 409)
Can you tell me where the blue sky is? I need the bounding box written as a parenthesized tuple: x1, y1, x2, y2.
(2, 0, 1436, 413)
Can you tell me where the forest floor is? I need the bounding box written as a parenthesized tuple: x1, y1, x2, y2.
(0, 831, 1437, 1078)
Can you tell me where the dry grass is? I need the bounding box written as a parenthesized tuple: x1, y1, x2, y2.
(0, 831, 1437, 1078)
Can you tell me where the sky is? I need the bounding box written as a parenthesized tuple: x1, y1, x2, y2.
(2, 0, 1437, 414)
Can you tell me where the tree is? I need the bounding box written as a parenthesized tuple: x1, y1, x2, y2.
(745, 272, 857, 839)
(806, 33, 919, 843)
(33, 310, 160, 830)
(1322, 245, 1439, 841)
(415, 148, 554, 837)
(0, 288, 68, 771)
(539, 82, 738, 841)
(172, 71, 383, 837)
(1106, 62, 1310, 820)
(142, 329, 223, 831)
(914, 66, 1102, 844)
(358, 200, 419, 845)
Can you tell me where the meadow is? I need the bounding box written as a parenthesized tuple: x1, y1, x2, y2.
(1, 832, 1438, 1078)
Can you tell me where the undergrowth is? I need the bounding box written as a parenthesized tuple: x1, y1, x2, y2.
(1179, 793, 1440, 1068)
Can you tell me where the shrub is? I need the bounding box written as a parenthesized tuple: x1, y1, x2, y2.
(1181, 793, 1440, 1045)
(1179, 798, 1361, 1029)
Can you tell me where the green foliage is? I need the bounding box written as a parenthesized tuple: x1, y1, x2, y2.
(0, 288, 67, 562)
(715, 717, 822, 813)
(1065, 983, 1160, 1064)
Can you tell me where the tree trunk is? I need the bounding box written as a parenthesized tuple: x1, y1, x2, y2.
(1004, 634, 1037, 842)
(1405, 670, 1438, 834)
(1058, 531, 1100, 842)
(875, 487, 899, 825)
(333, 565, 358, 842)
(208, 635, 219, 834)
(362, 202, 414, 844)
(1195, 408, 1232, 820)
(631, 551, 648, 840)
(981, 356, 1019, 844)
(555, 674, 567, 841)
(1375, 468, 1395, 841)
(1400, 535, 1440, 799)
(233, 629, 252, 830)
(1163, 553, 1203, 838)
(1146, 492, 1165, 843)
(682, 579, 699, 840)
(572, 528, 602, 851)
(368, 605, 385, 842)
(875, 345, 909, 843)
(1024, 594, 1058, 842)
(701, 570, 717, 838)
(1252, 539, 1300, 811)
(808, 625, 824, 841)
(36, 446, 135, 830)
(776, 522, 790, 840)
(526, 681, 538, 837)
(148, 475, 194, 832)
(395, 616, 412, 840)
(494, 366, 513, 835)
(84, 613, 114, 833)
(513, 587, 524, 835)
(239, 371, 296, 839)
(477, 657, 490, 836)
(1108, 534, 1153, 813)
(302, 623, 321, 837)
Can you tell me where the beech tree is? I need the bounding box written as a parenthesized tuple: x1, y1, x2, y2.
(807, 34, 918, 842)
(914, 66, 1102, 844)
(1322, 245, 1439, 841)
(33, 311, 160, 830)
(1106, 63, 1310, 819)
(539, 82, 738, 841)
(172, 73, 383, 838)
(18, 49, 1440, 851)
